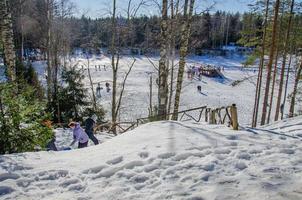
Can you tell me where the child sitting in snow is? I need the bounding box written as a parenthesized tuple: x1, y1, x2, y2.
(69, 122, 89, 149)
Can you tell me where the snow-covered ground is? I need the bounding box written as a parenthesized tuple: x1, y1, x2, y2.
(31, 53, 296, 126)
(1, 116, 302, 200)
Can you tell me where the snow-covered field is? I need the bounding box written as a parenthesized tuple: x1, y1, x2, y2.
(32, 53, 296, 126)
(1, 117, 302, 200)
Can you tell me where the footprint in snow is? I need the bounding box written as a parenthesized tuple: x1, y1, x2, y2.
(59, 178, 80, 188)
(0, 186, 14, 196)
(0, 173, 20, 182)
(280, 148, 295, 154)
(157, 152, 175, 159)
(82, 165, 108, 174)
(106, 156, 123, 165)
(214, 148, 231, 155)
(235, 162, 247, 170)
(187, 196, 205, 200)
(130, 174, 149, 183)
(236, 152, 251, 160)
(226, 135, 238, 140)
(38, 170, 69, 181)
(201, 163, 215, 171)
(16, 178, 33, 188)
(138, 152, 149, 159)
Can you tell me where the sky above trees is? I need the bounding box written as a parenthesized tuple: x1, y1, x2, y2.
(71, 0, 250, 18)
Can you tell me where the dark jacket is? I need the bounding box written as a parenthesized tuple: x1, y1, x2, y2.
(85, 118, 95, 133)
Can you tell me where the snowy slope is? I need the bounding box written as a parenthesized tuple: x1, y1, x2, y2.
(1, 118, 302, 200)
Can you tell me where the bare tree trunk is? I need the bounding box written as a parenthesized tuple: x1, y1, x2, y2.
(225, 14, 230, 46)
(260, 0, 280, 125)
(281, 51, 293, 119)
(289, 60, 302, 118)
(267, 4, 284, 124)
(158, 0, 169, 120)
(167, 0, 180, 116)
(19, 0, 24, 60)
(114, 59, 135, 120)
(111, 0, 118, 134)
(172, 0, 195, 120)
(46, 0, 53, 103)
(274, 0, 294, 121)
(0, 0, 16, 82)
(149, 75, 153, 117)
(87, 56, 97, 110)
(53, 45, 60, 122)
(252, 0, 270, 127)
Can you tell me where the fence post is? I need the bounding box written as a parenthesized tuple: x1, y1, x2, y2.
(205, 108, 209, 122)
(230, 104, 239, 130)
(209, 110, 216, 124)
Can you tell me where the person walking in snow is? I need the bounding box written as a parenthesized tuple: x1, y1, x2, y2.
(96, 83, 102, 98)
(84, 115, 99, 145)
(280, 104, 284, 117)
(187, 68, 191, 79)
(105, 82, 111, 93)
(197, 85, 202, 93)
(69, 122, 89, 148)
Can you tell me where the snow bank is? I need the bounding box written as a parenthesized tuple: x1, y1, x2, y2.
(1, 118, 302, 200)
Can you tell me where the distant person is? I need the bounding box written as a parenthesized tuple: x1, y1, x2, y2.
(280, 103, 284, 116)
(85, 115, 99, 145)
(104, 65, 106, 71)
(198, 72, 202, 81)
(95, 65, 98, 71)
(96, 83, 102, 98)
(69, 122, 89, 148)
(98, 65, 101, 71)
(192, 66, 196, 76)
(194, 66, 199, 76)
(187, 68, 191, 79)
(197, 85, 202, 93)
(105, 82, 111, 93)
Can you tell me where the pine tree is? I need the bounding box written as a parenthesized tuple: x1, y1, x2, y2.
(58, 66, 88, 122)
(0, 83, 53, 154)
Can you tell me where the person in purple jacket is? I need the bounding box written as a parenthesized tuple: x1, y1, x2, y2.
(68, 122, 89, 148)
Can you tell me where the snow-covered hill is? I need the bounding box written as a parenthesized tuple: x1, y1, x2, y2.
(1, 117, 302, 200)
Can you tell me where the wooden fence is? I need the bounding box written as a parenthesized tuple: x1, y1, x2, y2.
(102, 104, 239, 134)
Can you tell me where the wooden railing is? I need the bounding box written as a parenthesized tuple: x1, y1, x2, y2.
(102, 104, 239, 134)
